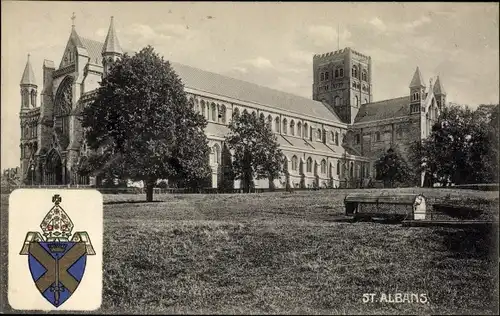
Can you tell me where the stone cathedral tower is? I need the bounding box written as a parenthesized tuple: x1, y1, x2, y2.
(312, 47, 372, 124)
(19, 54, 39, 183)
(102, 16, 123, 78)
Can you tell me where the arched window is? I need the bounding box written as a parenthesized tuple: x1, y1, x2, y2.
(412, 92, 420, 101)
(316, 128, 322, 141)
(337, 160, 340, 175)
(330, 131, 335, 142)
(320, 73, 324, 81)
(352, 65, 358, 78)
(364, 98, 368, 105)
(282, 118, 287, 134)
(220, 105, 227, 123)
(213, 145, 221, 164)
(291, 156, 298, 171)
(361, 70, 367, 81)
(304, 123, 309, 138)
(375, 131, 381, 141)
(297, 122, 302, 137)
(355, 96, 359, 106)
(22, 90, 29, 108)
(335, 69, 339, 78)
(334, 96, 341, 106)
(335, 132, 339, 145)
(290, 120, 295, 136)
(211, 103, 217, 121)
(233, 107, 240, 118)
(321, 160, 327, 174)
(242, 109, 248, 115)
(30, 90, 36, 107)
(411, 104, 420, 113)
(201, 100, 206, 118)
(267, 115, 273, 130)
(339, 68, 344, 77)
(274, 117, 280, 132)
(306, 157, 313, 173)
(350, 162, 354, 177)
(325, 71, 329, 80)
(259, 113, 265, 122)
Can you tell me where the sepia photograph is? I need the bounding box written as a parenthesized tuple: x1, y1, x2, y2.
(1, 1, 499, 314)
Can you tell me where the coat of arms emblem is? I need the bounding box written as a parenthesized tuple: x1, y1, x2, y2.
(19, 194, 95, 308)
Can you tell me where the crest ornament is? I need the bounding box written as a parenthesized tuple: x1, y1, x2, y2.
(20, 194, 95, 308)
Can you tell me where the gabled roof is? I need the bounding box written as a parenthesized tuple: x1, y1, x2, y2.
(102, 17, 123, 55)
(69, 27, 85, 48)
(20, 55, 36, 85)
(354, 96, 409, 124)
(433, 76, 446, 95)
(80, 37, 106, 65)
(409, 67, 425, 88)
(72, 37, 342, 123)
(170, 62, 343, 122)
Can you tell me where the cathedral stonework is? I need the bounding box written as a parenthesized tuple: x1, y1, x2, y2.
(19, 17, 446, 189)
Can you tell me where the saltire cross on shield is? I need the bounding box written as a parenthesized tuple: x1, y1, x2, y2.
(19, 194, 95, 308)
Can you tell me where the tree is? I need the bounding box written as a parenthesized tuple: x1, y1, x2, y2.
(374, 147, 411, 188)
(81, 46, 211, 201)
(218, 143, 235, 192)
(226, 111, 285, 193)
(409, 104, 499, 186)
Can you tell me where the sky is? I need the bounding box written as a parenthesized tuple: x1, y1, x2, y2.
(1, 1, 499, 169)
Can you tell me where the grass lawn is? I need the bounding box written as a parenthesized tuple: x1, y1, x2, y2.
(1, 188, 498, 314)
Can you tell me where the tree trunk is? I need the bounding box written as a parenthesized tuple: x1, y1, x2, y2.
(268, 176, 275, 192)
(145, 178, 156, 202)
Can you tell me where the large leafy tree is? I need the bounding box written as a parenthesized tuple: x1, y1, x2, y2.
(81, 46, 211, 201)
(409, 104, 499, 186)
(374, 147, 411, 188)
(226, 111, 285, 193)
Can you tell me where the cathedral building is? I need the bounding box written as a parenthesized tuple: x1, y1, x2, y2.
(19, 17, 446, 188)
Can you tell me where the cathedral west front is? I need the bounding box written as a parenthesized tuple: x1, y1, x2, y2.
(19, 17, 446, 189)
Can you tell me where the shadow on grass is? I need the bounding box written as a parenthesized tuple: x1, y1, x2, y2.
(104, 200, 163, 205)
(435, 226, 498, 260)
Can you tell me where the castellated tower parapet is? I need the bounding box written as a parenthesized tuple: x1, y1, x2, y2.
(312, 47, 372, 124)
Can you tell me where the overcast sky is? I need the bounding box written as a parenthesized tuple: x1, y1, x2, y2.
(1, 2, 499, 169)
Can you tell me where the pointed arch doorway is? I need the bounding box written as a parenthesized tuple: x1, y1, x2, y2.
(45, 149, 63, 185)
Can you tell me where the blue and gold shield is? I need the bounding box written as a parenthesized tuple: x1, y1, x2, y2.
(28, 242, 87, 307)
(20, 194, 95, 308)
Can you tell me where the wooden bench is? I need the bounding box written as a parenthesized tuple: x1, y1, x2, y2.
(344, 192, 427, 220)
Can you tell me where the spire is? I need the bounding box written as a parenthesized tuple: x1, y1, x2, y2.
(102, 16, 123, 55)
(409, 66, 425, 88)
(433, 75, 446, 95)
(20, 54, 36, 86)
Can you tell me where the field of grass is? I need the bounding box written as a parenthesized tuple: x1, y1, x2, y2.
(1, 188, 499, 314)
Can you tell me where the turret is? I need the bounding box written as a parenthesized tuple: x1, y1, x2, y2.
(433, 75, 446, 108)
(409, 66, 425, 114)
(102, 16, 123, 78)
(20, 54, 37, 112)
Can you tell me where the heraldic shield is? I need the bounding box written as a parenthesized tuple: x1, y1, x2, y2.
(19, 194, 95, 308)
